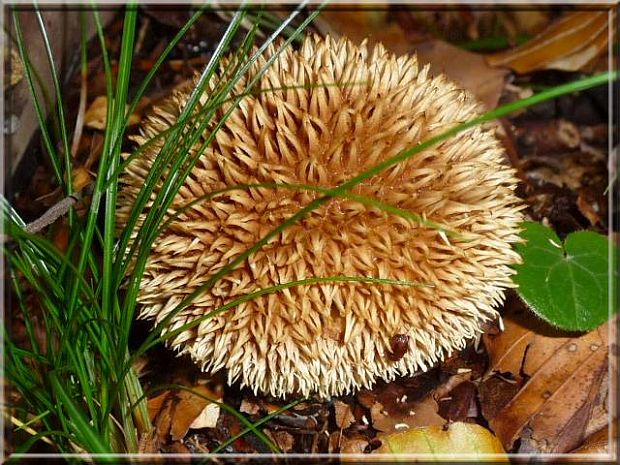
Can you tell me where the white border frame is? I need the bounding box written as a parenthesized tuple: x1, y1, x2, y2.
(2, 1, 618, 463)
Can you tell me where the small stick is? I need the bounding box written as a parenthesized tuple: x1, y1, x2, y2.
(24, 194, 80, 234)
(1, 192, 81, 244)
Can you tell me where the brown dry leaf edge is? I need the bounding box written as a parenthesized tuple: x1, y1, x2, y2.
(487, 10, 614, 74)
(483, 304, 614, 453)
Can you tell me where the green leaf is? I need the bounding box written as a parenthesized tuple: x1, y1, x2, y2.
(513, 221, 618, 331)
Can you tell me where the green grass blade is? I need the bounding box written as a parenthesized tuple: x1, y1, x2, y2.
(116, 3, 210, 145)
(48, 371, 112, 455)
(138, 383, 282, 453)
(163, 71, 616, 322)
(102, 4, 137, 325)
(120, 3, 318, 328)
(33, 5, 73, 204)
(158, 181, 464, 240)
(11, 10, 63, 186)
(140, 276, 428, 355)
(116, 6, 248, 336)
(212, 397, 305, 453)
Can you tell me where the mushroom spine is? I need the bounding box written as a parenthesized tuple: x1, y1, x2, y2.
(118, 35, 525, 398)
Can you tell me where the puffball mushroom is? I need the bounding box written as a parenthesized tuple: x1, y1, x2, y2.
(117, 35, 524, 398)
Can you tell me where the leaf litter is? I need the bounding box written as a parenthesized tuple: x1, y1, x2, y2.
(483, 297, 615, 453)
(6, 5, 616, 457)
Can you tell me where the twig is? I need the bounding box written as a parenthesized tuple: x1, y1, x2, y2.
(3, 410, 54, 446)
(134, 16, 150, 56)
(24, 194, 80, 234)
(1, 192, 82, 244)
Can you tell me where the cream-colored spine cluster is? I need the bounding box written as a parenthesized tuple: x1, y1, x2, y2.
(117, 35, 524, 398)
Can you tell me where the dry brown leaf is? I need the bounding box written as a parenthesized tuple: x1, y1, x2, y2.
(436, 381, 477, 423)
(487, 314, 611, 453)
(149, 385, 222, 443)
(432, 372, 472, 400)
(584, 343, 616, 438)
(72, 167, 93, 192)
(340, 437, 369, 454)
(484, 297, 573, 381)
(406, 396, 446, 430)
(484, 314, 536, 379)
(334, 400, 355, 429)
(487, 11, 614, 73)
(167, 441, 190, 456)
(414, 40, 508, 109)
(577, 191, 602, 226)
(152, 394, 174, 444)
(147, 390, 170, 422)
(313, 6, 412, 56)
(570, 421, 617, 456)
(84, 96, 111, 130)
(169, 385, 221, 441)
(239, 398, 261, 415)
(51, 221, 70, 253)
(500, 11, 550, 38)
(188, 402, 220, 430)
(264, 430, 295, 453)
(5, 45, 24, 89)
(370, 394, 445, 433)
(137, 429, 159, 454)
(479, 375, 521, 422)
(84, 95, 144, 130)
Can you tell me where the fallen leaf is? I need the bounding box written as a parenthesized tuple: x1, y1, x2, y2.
(577, 190, 602, 226)
(150, 384, 222, 443)
(189, 402, 220, 430)
(487, 314, 611, 452)
(137, 429, 159, 454)
(374, 422, 507, 459)
(414, 39, 508, 109)
(166, 441, 190, 457)
(514, 119, 581, 154)
(147, 391, 171, 422)
(340, 437, 369, 454)
(239, 398, 261, 415)
(264, 430, 295, 453)
(373, 394, 445, 433)
(84, 95, 144, 130)
(153, 394, 174, 444)
(584, 345, 616, 438)
(359, 380, 445, 434)
(478, 375, 521, 422)
(484, 300, 543, 380)
(500, 10, 550, 37)
(313, 6, 412, 56)
(437, 381, 477, 423)
(334, 400, 355, 429)
(84, 96, 111, 130)
(570, 421, 617, 456)
(169, 385, 221, 441)
(487, 11, 614, 73)
(51, 221, 70, 253)
(5, 45, 24, 89)
(72, 166, 93, 192)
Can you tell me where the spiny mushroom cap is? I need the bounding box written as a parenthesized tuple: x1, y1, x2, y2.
(118, 35, 524, 398)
